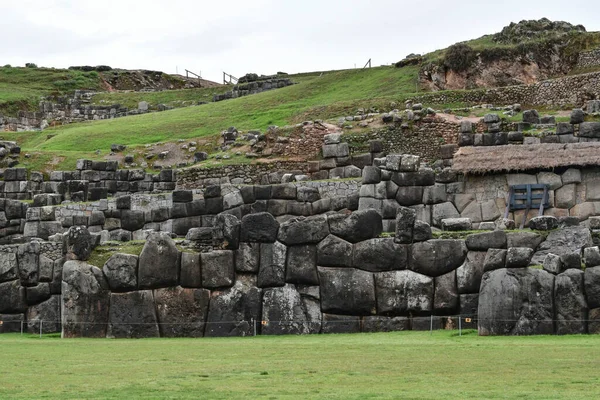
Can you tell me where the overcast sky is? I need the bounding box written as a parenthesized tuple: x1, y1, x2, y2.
(2, 0, 599, 83)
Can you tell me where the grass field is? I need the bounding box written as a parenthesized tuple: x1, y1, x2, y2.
(1, 331, 599, 399)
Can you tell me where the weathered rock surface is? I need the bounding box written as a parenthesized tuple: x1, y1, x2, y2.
(17, 241, 40, 287)
(532, 226, 591, 265)
(262, 284, 310, 335)
(205, 275, 262, 337)
(410, 239, 467, 277)
(478, 268, 554, 335)
(201, 250, 235, 289)
(434, 270, 458, 314)
(285, 245, 318, 285)
(27, 294, 61, 334)
(0, 280, 26, 313)
(352, 238, 408, 272)
(258, 242, 287, 288)
(65, 226, 93, 261)
(102, 253, 138, 291)
(554, 270, 587, 335)
(240, 212, 279, 242)
(277, 215, 329, 245)
(318, 267, 376, 315)
(316, 234, 353, 267)
(108, 290, 160, 338)
(138, 232, 179, 289)
(62, 260, 110, 338)
(328, 209, 382, 243)
(375, 270, 433, 315)
(456, 251, 487, 294)
(154, 286, 210, 337)
(362, 316, 410, 332)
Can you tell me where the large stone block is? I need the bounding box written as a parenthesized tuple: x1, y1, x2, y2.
(410, 239, 468, 277)
(240, 212, 279, 243)
(431, 202, 460, 227)
(465, 231, 507, 251)
(17, 241, 40, 286)
(532, 225, 591, 265)
(286, 245, 318, 285)
(318, 267, 376, 315)
(154, 286, 210, 337)
(316, 234, 353, 267)
(478, 268, 554, 335)
(434, 270, 458, 314)
(262, 284, 310, 335)
(456, 251, 487, 294)
(555, 269, 587, 335)
(352, 238, 408, 272)
(395, 186, 424, 206)
(107, 290, 159, 338)
(201, 250, 235, 289)
(138, 232, 179, 289)
(375, 270, 433, 315)
(0, 251, 18, 283)
(322, 143, 349, 158)
(579, 122, 600, 138)
(584, 266, 600, 309)
(0, 279, 26, 313)
(27, 295, 61, 334)
(180, 252, 201, 287)
(258, 242, 287, 288)
(62, 261, 110, 338)
(102, 253, 138, 292)
(362, 316, 410, 332)
(391, 169, 435, 187)
(205, 275, 262, 337)
(328, 209, 382, 243)
(277, 215, 329, 245)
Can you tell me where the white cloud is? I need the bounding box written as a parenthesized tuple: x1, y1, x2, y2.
(0, 0, 597, 82)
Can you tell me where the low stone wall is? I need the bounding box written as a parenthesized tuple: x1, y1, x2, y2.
(408, 71, 600, 108)
(213, 78, 294, 102)
(577, 48, 600, 69)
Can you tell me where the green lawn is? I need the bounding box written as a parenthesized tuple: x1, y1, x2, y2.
(1, 331, 599, 399)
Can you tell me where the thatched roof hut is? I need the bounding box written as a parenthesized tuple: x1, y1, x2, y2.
(451, 143, 600, 174)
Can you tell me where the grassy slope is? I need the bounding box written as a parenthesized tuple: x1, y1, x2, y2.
(0, 66, 102, 114)
(6, 65, 420, 153)
(0, 331, 599, 399)
(90, 85, 231, 109)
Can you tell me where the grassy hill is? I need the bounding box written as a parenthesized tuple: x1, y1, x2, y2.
(0, 66, 102, 115)
(3, 65, 420, 170)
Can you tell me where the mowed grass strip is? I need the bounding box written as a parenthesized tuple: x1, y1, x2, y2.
(15, 65, 419, 153)
(0, 331, 599, 399)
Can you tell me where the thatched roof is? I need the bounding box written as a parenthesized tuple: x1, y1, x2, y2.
(452, 143, 600, 174)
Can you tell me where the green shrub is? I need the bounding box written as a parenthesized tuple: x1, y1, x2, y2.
(444, 43, 476, 72)
(25, 63, 37, 68)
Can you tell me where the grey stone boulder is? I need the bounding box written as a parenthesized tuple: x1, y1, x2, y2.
(322, 143, 349, 158)
(532, 225, 592, 265)
(318, 267, 376, 315)
(205, 275, 262, 337)
(240, 212, 280, 243)
(543, 253, 562, 275)
(62, 260, 110, 338)
(528, 216, 558, 231)
(483, 249, 507, 272)
(554, 269, 587, 335)
(410, 239, 468, 277)
(434, 270, 458, 314)
(102, 253, 138, 292)
(26, 282, 51, 305)
(579, 122, 600, 138)
(456, 251, 487, 294)
(316, 234, 353, 267)
(505, 247, 534, 268)
(465, 230, 507, 251)
(584, 246, 600, 268)
(201, 250, 235, 289)
(460, 294, 479, 317)
(362, 166, 381, 184)
(107, 290, 159, 338)
(522, 110, 540, 124)
(570, 108, 585, 124)
(506, 231, 544, 250)
(154, 286, 210, 337)
(392, 169, 435, 187)
(395, 186, 424, 206)
(431, 202, 460, 227)
(286, 245, 318, 285)
(559, 252, 582, 271)
(27, 295, 61, 334)
(395, 206, 416, 244)
(0, 251, 18, 283)
(328, 209, 382, 243)
(65, 226, 93, 261)
(258, 242, 287, 288)
(0, 279, 26, 313)
(138, 232, 179, 289)
(413, 220, 432, 242)
(352, 238, 408, 272)
(179, 252, 201, 287)
(478, 268, 554, 335)
(584, 266, 600, 309)
(17, 241, 40, 286)
(235, 243, 260, 273)
(441, 218, 472, 231)
(277, 215, 329, 245)
(214, 214, 241, 250)
(261, 284, 310, 335)
(120, 210, 145, 232)
(375, 270, 433, 315)
(296, 187, 320, 203)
